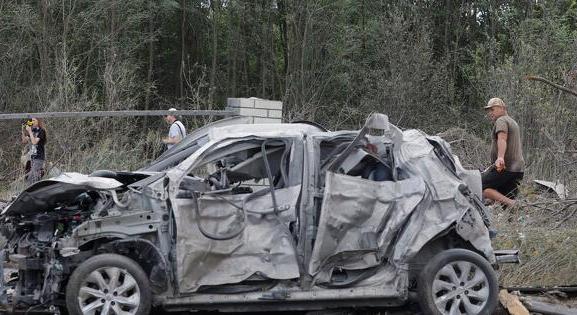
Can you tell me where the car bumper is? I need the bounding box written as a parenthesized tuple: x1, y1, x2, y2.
(495, 249, 520, 264)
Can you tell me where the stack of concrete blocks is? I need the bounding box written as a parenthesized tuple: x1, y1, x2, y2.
(226, 97, 283, 123)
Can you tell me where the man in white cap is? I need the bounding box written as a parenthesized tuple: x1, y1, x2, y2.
(482, 97, 524, 207)
(162, 108, 186, 150)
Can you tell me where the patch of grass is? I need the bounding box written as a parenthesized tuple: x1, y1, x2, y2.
(494, 227, 577, 287)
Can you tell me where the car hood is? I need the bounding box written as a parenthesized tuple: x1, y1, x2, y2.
(1, 172, 125, 216)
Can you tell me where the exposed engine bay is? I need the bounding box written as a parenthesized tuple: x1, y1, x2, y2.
(0, 172, 152, 311)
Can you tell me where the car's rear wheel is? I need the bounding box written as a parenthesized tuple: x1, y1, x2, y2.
(65, 253, 152, 315)
(417, 249, 498, 315)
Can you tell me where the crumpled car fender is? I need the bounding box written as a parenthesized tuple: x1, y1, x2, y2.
(1, 172, 123, 216)
(455, 208, 496, 264)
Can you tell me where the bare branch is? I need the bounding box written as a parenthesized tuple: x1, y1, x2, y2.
(525, 75, 577, 98)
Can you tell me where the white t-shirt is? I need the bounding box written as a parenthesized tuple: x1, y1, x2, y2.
(167, 121, 186, 150)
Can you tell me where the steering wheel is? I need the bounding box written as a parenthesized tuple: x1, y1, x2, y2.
(207, 168, 229, 190)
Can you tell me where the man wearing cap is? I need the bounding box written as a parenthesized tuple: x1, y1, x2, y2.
(162, 108, 187, 150)
(482, 97, 525, 207)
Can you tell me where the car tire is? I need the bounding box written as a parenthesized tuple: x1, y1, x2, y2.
(65, 253, 152, 315)
(417, 248, 498, 315)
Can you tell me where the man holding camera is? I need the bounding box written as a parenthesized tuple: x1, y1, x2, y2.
(21, 117, 47, 185)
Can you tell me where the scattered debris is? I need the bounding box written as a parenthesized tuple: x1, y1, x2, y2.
(499, 290, 529, 315)
(520, 296, 577, 315)
(498, 288, 577, 315)
(534, 179, 569, 200)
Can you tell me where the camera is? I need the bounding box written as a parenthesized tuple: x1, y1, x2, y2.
(22, 119, 33, 127)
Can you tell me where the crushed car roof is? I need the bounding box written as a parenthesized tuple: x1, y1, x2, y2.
(208, 123, 327, 141)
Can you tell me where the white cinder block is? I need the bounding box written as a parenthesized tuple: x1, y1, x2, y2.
(227, 98, 240, 108)
(227, 98, 255, 108)
(254, 117, 281, 124)
(225, 106, 240, 114)
(268, 109, 282, 118)
(239, 107, 268, 117)
(254, 99, 283, 110)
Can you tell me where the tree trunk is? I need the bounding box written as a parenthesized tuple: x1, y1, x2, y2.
(231, 8, 238, 97)
(261, 0, 267, 97)
(361, 0, 366, 52)
(179, 0, 187, 100)
(278, 0, 289, 77)
(105, 0, 118, 109)
(39, 0, 49, 88)
(61, 0, 71, 108)
(300, 2, 309, 107)
(145, 0, 155, 110)
(209, 0, 219, 105)
(489, 0, 497, 74)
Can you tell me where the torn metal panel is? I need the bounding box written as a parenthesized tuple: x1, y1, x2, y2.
(534, 179, 568, 200)
(455, 208, 494, 260)
(1, 172, 123, 216)
(173, 185, 301, 292)
(208, 124, 323, 142)
(351, 263, 408, 291)
(167, 134, 307, 293)
(393, 130, 495, 263)
(364, 113, 390, 131)
(36, 172, 123, 189)
(309, 172, 426, 280)
(309, 125, 495, 283)
(427, 135, 483, 199)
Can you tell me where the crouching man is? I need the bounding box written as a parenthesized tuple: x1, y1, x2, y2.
(482, 97, 525, 207)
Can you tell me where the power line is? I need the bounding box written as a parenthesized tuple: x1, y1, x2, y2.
(0, 109, 237, 120)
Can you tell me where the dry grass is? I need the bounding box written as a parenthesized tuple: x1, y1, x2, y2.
(494, 225, 577, 287)
(437, 127, 489, 171)
(440, 127, 577, 287)
(491, 189, 577, 287)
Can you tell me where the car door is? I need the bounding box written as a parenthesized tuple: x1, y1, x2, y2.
(308, 114, 427, 289)
(171, 137, 302, 293)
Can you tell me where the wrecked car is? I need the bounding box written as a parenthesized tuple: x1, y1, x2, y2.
(0, 113, 513, 315)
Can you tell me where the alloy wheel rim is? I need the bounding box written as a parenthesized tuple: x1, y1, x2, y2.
(431, 260, 490, 315)
(77, 267, 141, 315)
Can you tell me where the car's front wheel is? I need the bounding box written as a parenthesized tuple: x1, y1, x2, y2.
(65, 253, 152, 315)
(417, 249, 498, 315)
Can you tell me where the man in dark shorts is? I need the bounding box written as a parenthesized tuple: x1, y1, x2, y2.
(482, 98, 524, 207)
